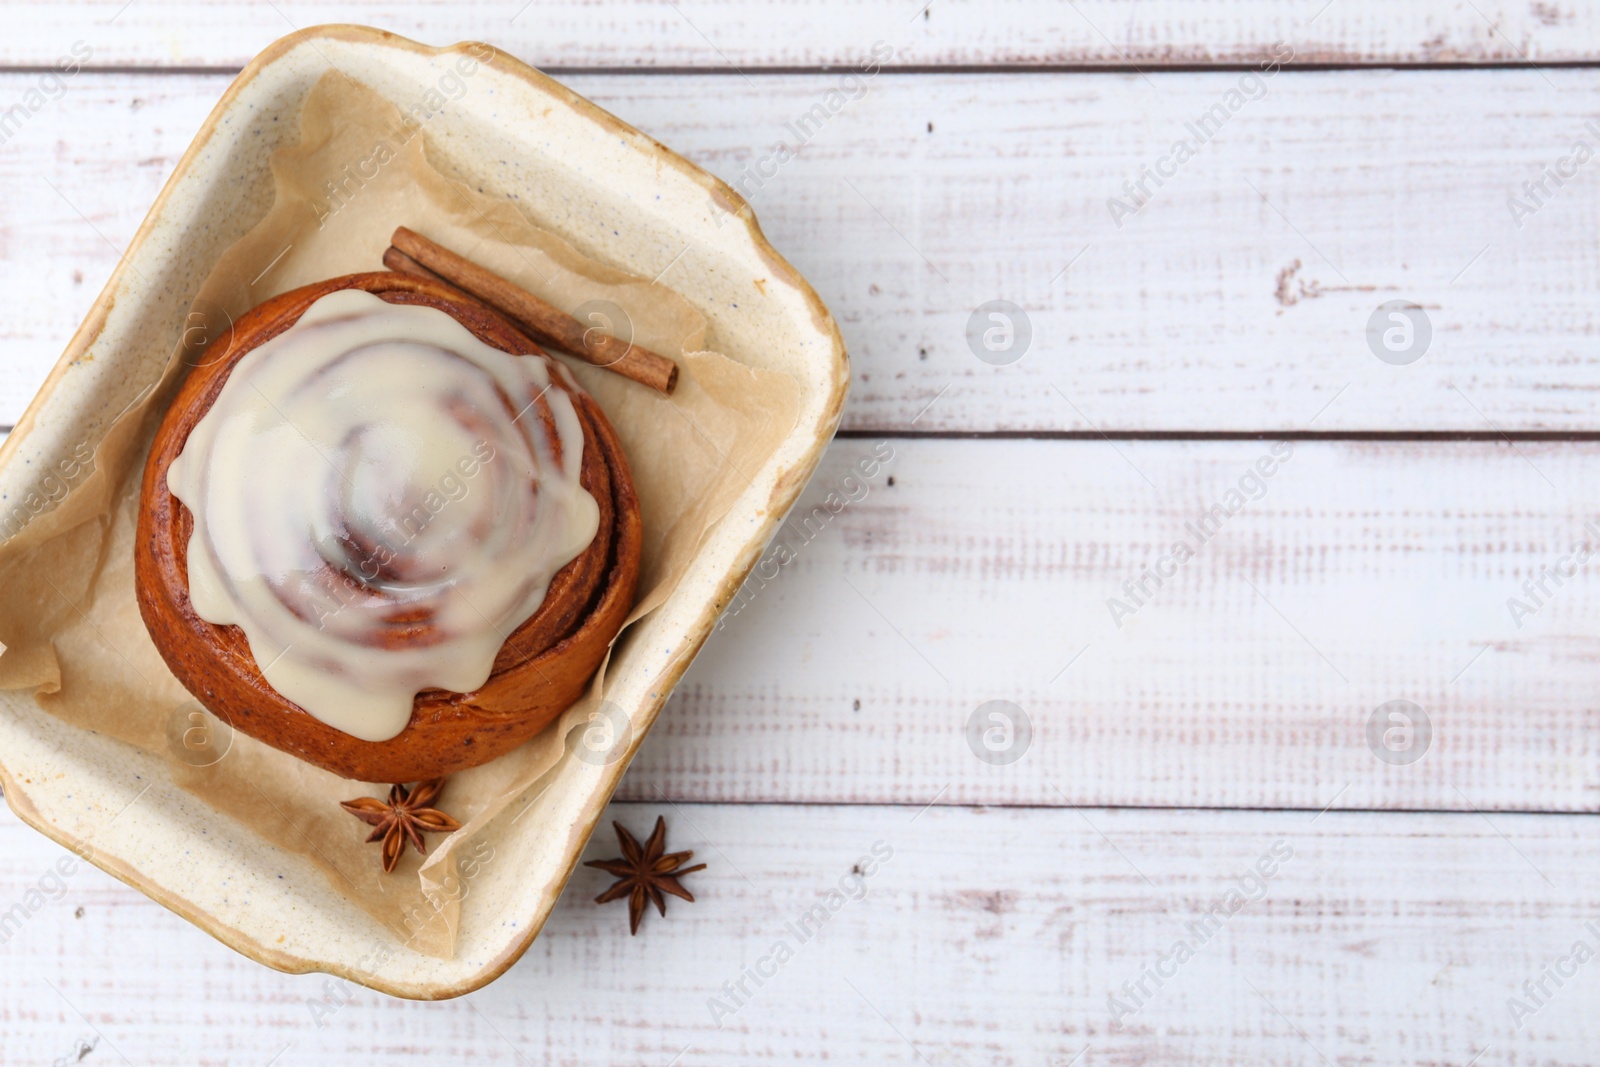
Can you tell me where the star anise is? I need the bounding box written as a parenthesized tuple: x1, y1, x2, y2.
(340, 779, 462, 873)
(584, 816, 707, 935)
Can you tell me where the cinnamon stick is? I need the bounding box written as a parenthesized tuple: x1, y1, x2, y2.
(381, 245, 455, 288)
(388, 227, 678, 395)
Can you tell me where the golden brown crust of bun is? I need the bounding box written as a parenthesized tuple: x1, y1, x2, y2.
(135, 272, 642, 782)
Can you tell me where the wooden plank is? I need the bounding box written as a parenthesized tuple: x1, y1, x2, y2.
(7, 435, 1591, 814)
(7, 71, 1600, 431)
(4, 1, 1600, 70)
(617, 437, 1600, 811)
(1, 800, 1596, 1063)
(6, 437, 1590, 813)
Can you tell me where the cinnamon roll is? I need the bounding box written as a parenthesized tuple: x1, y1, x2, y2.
(136, 272, 641, 782)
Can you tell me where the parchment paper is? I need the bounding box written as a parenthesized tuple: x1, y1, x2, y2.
(0, 71, 798, 958)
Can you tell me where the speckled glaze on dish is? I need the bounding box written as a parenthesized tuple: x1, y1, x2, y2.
(0, 25, 848, 999)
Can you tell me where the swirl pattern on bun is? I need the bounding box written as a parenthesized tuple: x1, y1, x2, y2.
(136, 273, 642, 782)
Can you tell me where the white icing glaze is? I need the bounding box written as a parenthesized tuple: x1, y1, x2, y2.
(167, 288, 600, 742)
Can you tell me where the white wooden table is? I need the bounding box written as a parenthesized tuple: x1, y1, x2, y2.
(4, 3, 1600, 1063)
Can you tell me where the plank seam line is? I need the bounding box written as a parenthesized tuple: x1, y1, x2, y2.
(834, 429, 1600, 442)
(2, 787, 1584, 817)
(5, 427, 1597, 453)
(609, 799, 1600, 817)
(9, 61, 1600, 76)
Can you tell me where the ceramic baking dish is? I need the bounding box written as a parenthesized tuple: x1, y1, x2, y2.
(0, 25, 846, 998)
